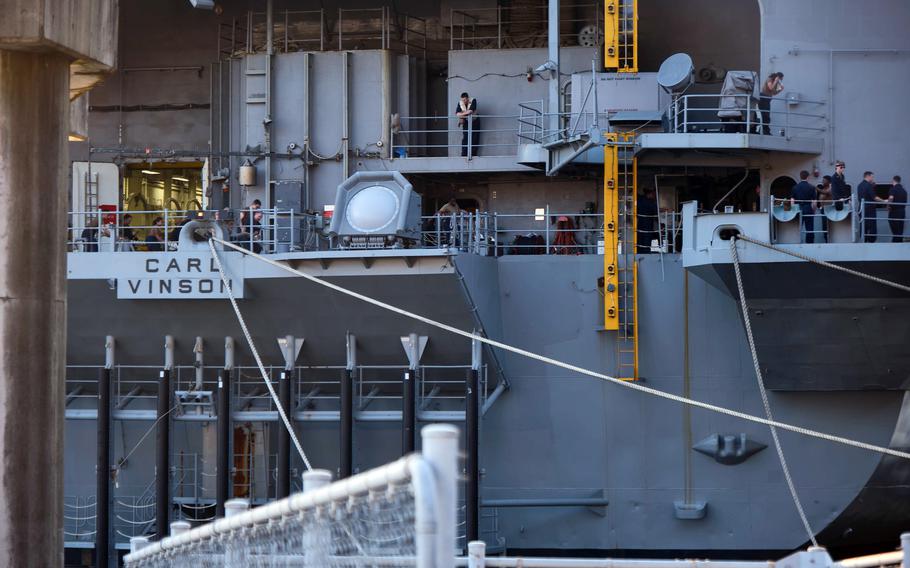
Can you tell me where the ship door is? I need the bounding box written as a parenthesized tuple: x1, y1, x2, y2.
(122, 162, 205, 245)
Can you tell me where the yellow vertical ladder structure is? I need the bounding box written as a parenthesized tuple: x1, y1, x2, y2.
(604, 0, 638, 73)
(603, 134, 639, 381)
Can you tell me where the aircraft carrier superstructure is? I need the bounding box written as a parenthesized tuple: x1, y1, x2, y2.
(63, 0, 910, 564)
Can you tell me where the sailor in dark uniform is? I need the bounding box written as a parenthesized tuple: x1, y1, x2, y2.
(856, 171, 879, 242)
(830, 161, 850, 210)
(792, 170, 817, 243)
(888, 175, 907, 242)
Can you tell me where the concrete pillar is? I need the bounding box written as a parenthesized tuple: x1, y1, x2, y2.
(0, 49, 71, 567)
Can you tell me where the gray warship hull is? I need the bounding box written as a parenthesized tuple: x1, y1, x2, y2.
(64, 249, 910, 553)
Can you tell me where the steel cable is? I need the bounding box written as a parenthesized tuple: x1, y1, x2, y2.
(730, 237, 818, 546)
(207, 239, 313, 471)
(210, 236, 910, 462)
(734, 234, 910, 293)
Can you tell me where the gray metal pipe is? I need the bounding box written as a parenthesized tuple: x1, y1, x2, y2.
(156, 369, 171, 540)
(265, 0, 274, 209)
(340, 368, 353, 478)
(481, 498, 609, 508)
(342, 51, 350, 179)
(547, 0, 561, 136)
(0, 49, 69, 566)
(216, 369, 231, 518)
(277, 370, 291, 498)
(96, 367, 112, 567)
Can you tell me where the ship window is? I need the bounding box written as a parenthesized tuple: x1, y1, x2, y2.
(770, 175, 797, 200)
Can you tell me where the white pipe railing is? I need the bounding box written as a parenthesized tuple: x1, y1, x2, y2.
(123, 424, 458, 568)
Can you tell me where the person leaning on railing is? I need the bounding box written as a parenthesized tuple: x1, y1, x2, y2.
(81, 216, 99, 253)
(118, 214, 137, 251)
(815, 175, 833, 240)
(759, 72, 784, 135)
(145, 216, 165, 252)
(455, 92, 479, 157)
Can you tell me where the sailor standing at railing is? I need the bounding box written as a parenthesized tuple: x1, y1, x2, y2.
(759, 72, 784, 135)
(792, 170, 817, 243)
(456, 92, 479, 157)
(857, 171, 879, 243)
(815, 175, 833, 241)
(887, 175, 907, 243)
(830, 161, 850, 210)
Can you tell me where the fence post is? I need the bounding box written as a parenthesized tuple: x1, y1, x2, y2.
(468, 541, 486, 568)
(545, 205, 550, 254)
(746, 97, 751, 133)
(421, 424, 458, 568)
(682, 96, 688, 132)
(467, 118, 473, 160)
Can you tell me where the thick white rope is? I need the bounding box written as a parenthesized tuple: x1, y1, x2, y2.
(211, 237, 910, 461)
(730, 237, 818, 546)
(208, 239, 312, 471)
(734, 234, 910, 293)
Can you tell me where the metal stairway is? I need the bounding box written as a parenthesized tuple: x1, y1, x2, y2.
(603, 134, 639, 381)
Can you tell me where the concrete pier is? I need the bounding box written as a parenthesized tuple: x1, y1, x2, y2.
(0, 49, 70, 566)
(0, 1, 115, 564)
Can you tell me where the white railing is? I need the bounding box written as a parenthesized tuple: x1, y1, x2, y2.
(859, 199, 908, 243)
(124, 424, 458, 568)
(391, 114, 521, 159)
(769, 198, 908, 244)
(68, 208, 323, 254)
(669, 94, 827, 139)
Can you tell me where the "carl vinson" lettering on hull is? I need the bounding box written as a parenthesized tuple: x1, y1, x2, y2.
(116, 254, 245, 299)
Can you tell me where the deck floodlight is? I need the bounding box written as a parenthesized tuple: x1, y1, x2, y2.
(328, 171, 421, 248)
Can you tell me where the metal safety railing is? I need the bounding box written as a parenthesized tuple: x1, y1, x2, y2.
(391, 114, 521, 159)
(859, 199, 908, 243)
(770, 197, 908, 244)
(67, 208, 323, 254)
(223, 7, 430, 58)
(64, 495, 97, 543)
(517, 101, 614, 147)
(449, 1, 603, 51)
(421, 211, 606, 256)
(669, 94, 827, 139)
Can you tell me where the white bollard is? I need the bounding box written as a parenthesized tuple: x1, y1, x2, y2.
(302, 469, 332, 492)
(129, 536, 150, 554)
(468, 540, 486, 568)
(170, 520, 191, 537)
(303, 470, 333, 566)
(224, 499, 249, 568)
(224, 498, 249, 517)
(421, 424, 459, 568)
